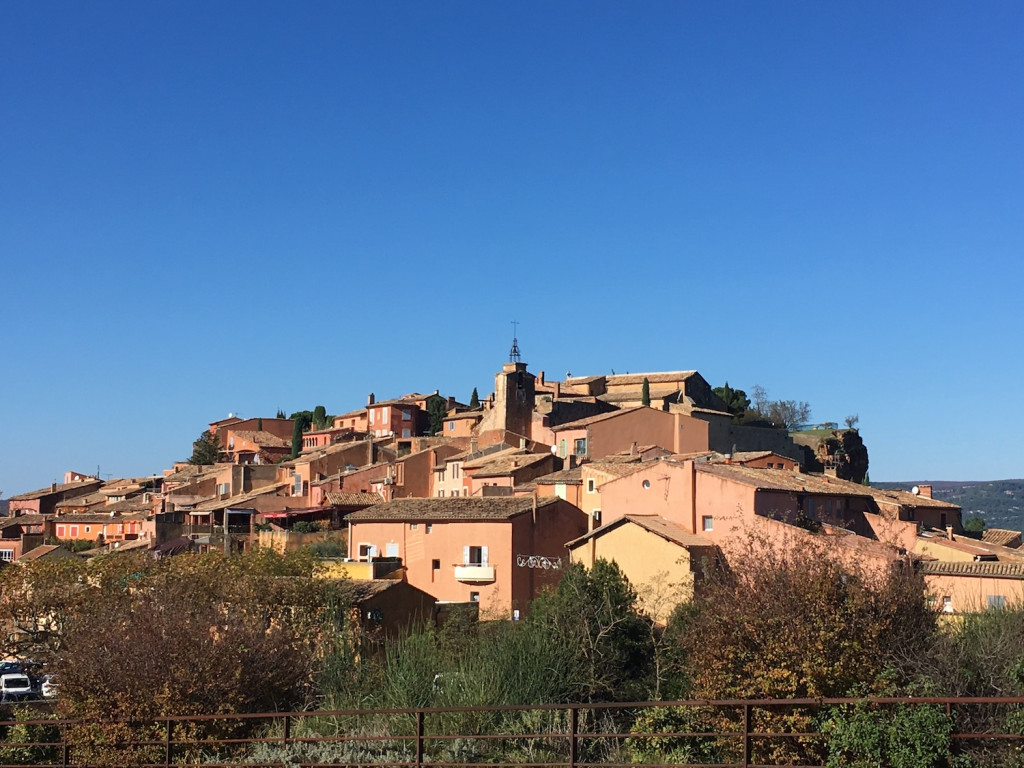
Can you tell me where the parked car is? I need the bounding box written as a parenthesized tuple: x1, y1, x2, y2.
(0, 673, 35, 702)
(40, 675, 57, 699)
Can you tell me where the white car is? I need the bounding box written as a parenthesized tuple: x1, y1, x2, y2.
(0, 673, 34, 702)
(41, 675, 57, 699)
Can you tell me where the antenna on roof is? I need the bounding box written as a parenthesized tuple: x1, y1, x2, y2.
(509, 320, 521, 363)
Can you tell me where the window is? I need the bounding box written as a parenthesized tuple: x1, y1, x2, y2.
(426, 524, 433, 534)
(448, 421, 455, 431)
(470, 591, 480, 602)
(465, 545, 488, 566)
(559, 440, 567, 458)
(57, 525, 65, 537)
(432, 559, 440, 570)
(402, 428, 411, 438)
(593, 509, 601, 524)
(575, 438, 588, 456)
(402, 409, 411, 421)
(942, 596, 953, 613)
(382, 409, 388, 424)
(385, 543, 399, 558)
(0, 550, 13, 563)
(452, 464, 459, 479)
(989, 595, 1006, 610)
(586, 478, 596, 493)
(369, 410, 375, 425)
(410, 523, 418, 530)
(358, 543, 378, 561)
(642, 480, 651, 490)
(702, 516, 713, 532)
(84, 526, 91, 533)
(451, 490, 459, 497)
(70, 526, 78, 538)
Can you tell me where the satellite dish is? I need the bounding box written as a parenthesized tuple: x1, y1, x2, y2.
(911, 486, 920, 495)
(550, 444, 557, 454)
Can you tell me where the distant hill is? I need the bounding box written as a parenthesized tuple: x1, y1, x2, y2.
(875, 479, 1024, 531)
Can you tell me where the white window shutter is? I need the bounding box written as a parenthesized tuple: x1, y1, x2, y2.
(481, 546, 489, 566)
(463, 545, 470, 566)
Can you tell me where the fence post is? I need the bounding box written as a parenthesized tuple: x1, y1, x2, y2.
(569, 707, 579, 768)
(61, 725, 69, 768)
(415, 710, 425, 768)
(742, 704, 750, 768)
(282, 714, 291, 748)
(164, 718, 173, 768)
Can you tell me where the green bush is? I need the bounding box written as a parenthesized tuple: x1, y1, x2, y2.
(822, 702, 954, 768)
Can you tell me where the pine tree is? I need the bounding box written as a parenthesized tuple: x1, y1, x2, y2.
(188, 430, 222, 465)
(469, 387, 480, 408)
(641, 377, 651, 407)
(257, 418, 263, 431)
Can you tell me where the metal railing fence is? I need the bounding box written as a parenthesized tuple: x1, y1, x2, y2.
(2, 696, 1024, 768)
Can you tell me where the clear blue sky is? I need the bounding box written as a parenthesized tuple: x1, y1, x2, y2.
(2, 1, 1022, 495)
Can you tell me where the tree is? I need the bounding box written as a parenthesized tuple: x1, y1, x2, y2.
(844, 414, 860, 430)
(671, 534, 935, 765)
(290, 410, 314, 432)
(188, 430, 221, 465)
(713, 382, 751, 418)
(469, 387, 480, 409)
(291, 418, 303, 459)
(426, 394, 447, 436)
(750, 384, 769, 415)
(963, 516, 986, 536)
(42, 550, 351, 765)
(529, 560, 654, 702)
(676, 534, 935, 702)
(312, 405, 331, 431)
(641, 377, 651, 407)
(257, 417, 263, 431)
(276, 409, 286, 419)
(766, 399, 812, 431)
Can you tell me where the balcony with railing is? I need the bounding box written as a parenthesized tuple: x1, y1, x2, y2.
(453, 562, 495, 582)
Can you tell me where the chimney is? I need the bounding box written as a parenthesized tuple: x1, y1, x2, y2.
(538, 371, 545, 385)
(367, 393, 375, 406)
(447, 396, 455, 410)
(946, 525, 954, 541)
(918, 484, 933, 499)
(470, 438, 478, 455)
(50, 482, 57, 493)
(630, 442, 638, 456)
(553, 381, 561, 398)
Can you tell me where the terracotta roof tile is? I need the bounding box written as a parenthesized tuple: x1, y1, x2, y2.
(535, 468, 583, 485)
(228, 430, 290, 448)
(566, 514, 714, 549)
(551, 407, 648, 432)
(323, 492, 385, 507)
(983, 528, 1023, 548)
(468, 453, 551, 478)
(919, 560, 1024, 578)
(348, 496, 560, 523)
(9, 479, 100, 501)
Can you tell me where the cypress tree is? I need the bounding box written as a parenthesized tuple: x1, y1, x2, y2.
(291, 419, 302, 459)
(470, 387, 480, 408)
(641, 377, 651, 407)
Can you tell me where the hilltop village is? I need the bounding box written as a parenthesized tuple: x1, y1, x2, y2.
(6, 350, 1024, 623)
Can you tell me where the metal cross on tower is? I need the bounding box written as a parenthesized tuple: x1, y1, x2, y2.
(509, 320, 521, 363)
